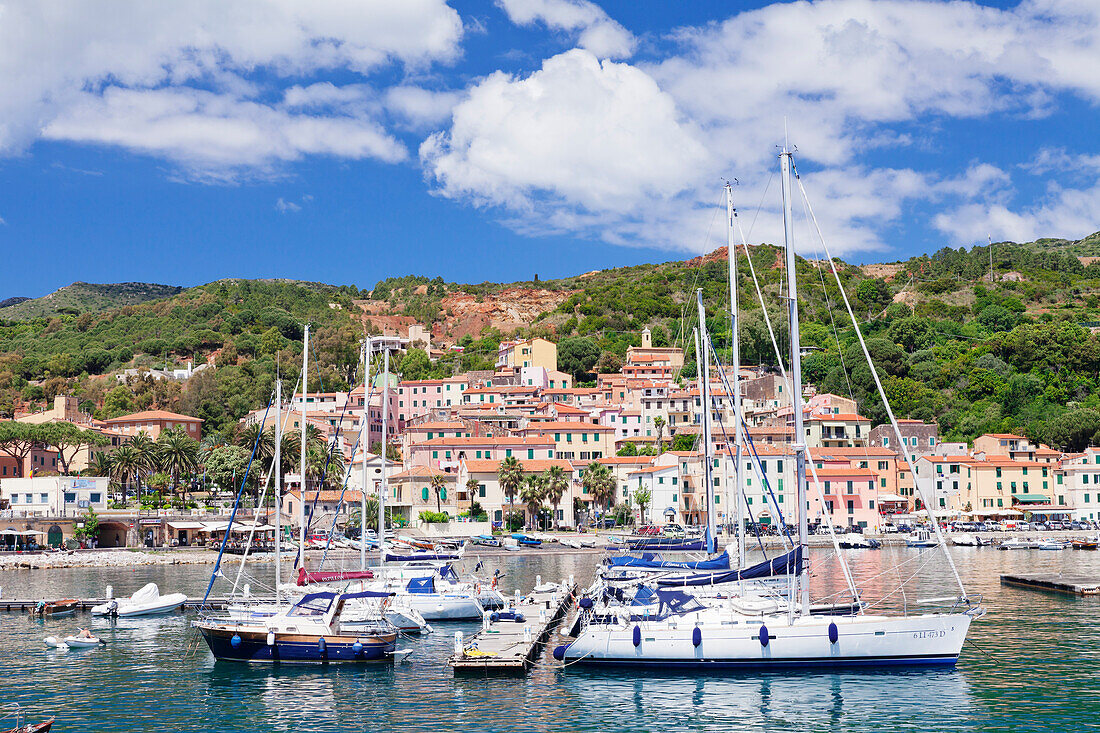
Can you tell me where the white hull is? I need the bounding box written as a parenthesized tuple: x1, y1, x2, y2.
(404, 594, 484, 620)
(91, 584, 187, 617)
(563, 612, 972, 669)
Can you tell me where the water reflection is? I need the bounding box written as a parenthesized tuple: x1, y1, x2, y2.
(1, 548, 1098, 732)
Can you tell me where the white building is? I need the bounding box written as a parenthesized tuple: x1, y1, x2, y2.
(0, 476, 109, 517)
(1060, 448, 1100, 521)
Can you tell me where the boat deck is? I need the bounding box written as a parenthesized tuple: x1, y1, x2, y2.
(449, 580, 577, 674)
(1001, 574, 1100, 596)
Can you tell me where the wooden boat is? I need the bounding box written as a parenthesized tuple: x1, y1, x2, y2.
(1071, 539, 1098, 550)
(29, 600, 79, 617)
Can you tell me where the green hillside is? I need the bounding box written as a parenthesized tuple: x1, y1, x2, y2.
(5, 234, 1100, 451)
(0, 282, 184, 319)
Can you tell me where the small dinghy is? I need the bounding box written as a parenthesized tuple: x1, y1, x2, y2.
(45, 633, 104, 649)
(2, 716, 53, 733)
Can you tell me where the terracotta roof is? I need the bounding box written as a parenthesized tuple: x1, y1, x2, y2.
(407, 422, 467, 430)
(388, 467, 455, 480)
(461, 458, 574, 473)
(627, 465, 678, 475)
(808, 413, 869, 421)
(809, 447, 897, 457)
(416, 436, 554, 447)
(104, 410, 203, 423)
(286, 490, 364, 501)
(597, 456, 657, 465)
(520, 421, 614, 432)
(982, 433, 1026, 440)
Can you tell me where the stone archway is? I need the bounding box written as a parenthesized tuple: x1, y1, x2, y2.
(97, 521, 130, 548)
(47, 524, 63, 548)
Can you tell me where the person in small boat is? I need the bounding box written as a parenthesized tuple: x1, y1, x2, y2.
(76, 628, 94, 639)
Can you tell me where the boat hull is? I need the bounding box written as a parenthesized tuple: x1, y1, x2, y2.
(563, 613, 972, 670)
(197, 626, 396, 664)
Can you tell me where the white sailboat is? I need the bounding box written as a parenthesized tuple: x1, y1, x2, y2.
(559, 146, 983, 669)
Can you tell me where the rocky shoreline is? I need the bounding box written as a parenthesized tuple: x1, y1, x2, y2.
(0, 548, 248, 571)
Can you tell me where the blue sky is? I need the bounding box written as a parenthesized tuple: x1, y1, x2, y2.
(0, 0, 1097, 299)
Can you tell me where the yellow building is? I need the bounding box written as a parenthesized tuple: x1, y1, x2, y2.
(496, 337, 557, 371)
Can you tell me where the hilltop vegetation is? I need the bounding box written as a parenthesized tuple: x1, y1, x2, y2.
(4, 232, 1100, 450)
(0, 281, 184, 319)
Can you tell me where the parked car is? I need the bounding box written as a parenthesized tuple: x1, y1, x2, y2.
(882, 524, 899, 534)
(661, 523, 686, 537)
(636, 525, 661, 536)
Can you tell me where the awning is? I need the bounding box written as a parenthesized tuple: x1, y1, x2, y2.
(167, 521, 206, 530)
(1, 529, 43, 536)
(992, 509, 1023, 516)
(1012, 493, 1051, 505)
(877, 493, 906, 502)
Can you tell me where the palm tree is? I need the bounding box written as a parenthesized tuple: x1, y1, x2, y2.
(430, 472, 448, 513)
(519, 474, 546, 530)
(464, 477, 481, 518)
(157, 428, 200, 498)
(110, 444, 139, 501)
(582, 462, 616, 522)
(543, 465, 568, 530)
(88, 451, 113, 479)
(654, 415, 666, 454)
(498, 456, 524, 521)
(128, 432, 158, 492)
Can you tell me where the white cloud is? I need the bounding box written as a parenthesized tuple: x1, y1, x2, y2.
(421, 49, 708, 229)
(0, 0, 462, 177)
(421, 0, 1100, 256)
(43, 87, 407, 179)
(496, 0, 635, 59)
(384, 86, 462, 129)
(275, 197, 301, 213)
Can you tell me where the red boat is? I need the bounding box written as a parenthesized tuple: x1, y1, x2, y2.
(29, 600, 79, 617)
(3, 717, 53, 733)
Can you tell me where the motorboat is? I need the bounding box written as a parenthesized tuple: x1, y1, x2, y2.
(511, 533, 542, 547)
(998, 538, 1033, 550)
(1071, 538, 1098, 550)
(91, 583, 187, 617)
(471, 535, 501, 547)
(838, 533, 881, 549)
(905, 530, 939, 548)
(194, 590, 398, 664)
(29, 600, 79, 617)
(1038, 540, 1067, 550)
(950, 534, 988, 547)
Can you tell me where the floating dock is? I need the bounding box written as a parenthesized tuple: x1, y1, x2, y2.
(1001, 574, 1100, 596)
(450, 577, 577, 674)
(0, 597, 272, 612)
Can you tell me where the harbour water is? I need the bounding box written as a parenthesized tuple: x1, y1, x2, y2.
(1, 546, 1097, 732)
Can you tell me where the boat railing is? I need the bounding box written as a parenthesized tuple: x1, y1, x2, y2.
(2, 703, 24, 729)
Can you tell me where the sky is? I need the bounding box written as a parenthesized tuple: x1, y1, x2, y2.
(1, 0, 1099, 298)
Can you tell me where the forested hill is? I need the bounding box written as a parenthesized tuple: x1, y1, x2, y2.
(3, 233, 1100, 451)
(0, 282, 184, 319)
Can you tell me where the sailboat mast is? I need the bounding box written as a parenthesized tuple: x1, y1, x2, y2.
(696, 291, 717, 553)
(299, 324, 310, 569)
(780, 147, 810, 616)
(378, 346, 390, 566)
(274, 376, 282, 603)
(360, 338, 371, 571)
(726, 183, 745, 568)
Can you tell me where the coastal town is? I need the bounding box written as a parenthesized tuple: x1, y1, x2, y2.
(1, 327, 1095, 553)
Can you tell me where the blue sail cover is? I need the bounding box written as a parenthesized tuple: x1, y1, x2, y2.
(406, 576, 436, 594)
(655, 546, 803, 587)
(606, 549, 731, 570)
(385, 552, 460, 562)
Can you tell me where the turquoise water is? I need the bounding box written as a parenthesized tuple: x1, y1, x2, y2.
(1, 547, 1097, 732)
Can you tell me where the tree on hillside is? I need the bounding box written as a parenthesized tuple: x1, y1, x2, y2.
(654, 415, 666, 454)
(204, 444, 251, 493)
(0, 422, 40, 474)
(557, 337, 600, 382)
(41, 422, 108, 474)
(399, 348, 433, 380)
